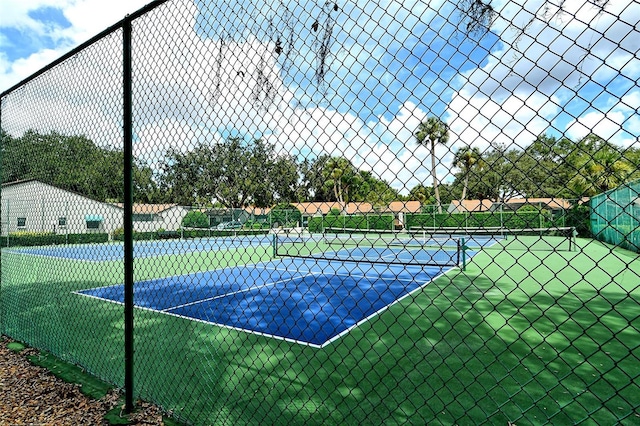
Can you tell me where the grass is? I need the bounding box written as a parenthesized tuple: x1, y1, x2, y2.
(1, 236, 639, 425)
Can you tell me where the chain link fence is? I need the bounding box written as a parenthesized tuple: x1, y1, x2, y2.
(591, 179, 640, 253)
(1, 0, 639, 424)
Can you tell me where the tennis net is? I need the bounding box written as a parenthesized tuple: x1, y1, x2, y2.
(408, 226, 577, 251)
(273, 230, 466, 267)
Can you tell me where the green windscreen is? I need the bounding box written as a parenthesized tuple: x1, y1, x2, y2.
(591, 179, 640, 253)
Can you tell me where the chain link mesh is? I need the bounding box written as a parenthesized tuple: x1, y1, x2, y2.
(1, 0, 639, 424)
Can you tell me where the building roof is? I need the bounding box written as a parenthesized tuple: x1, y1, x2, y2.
(383, 200, 423, 213)
(502, 198, 573, 210)
(247, 207, 272, 215)
(242, 201, 424, 216)
(112, 203, 181, 214)
(448, 199, 494, 212)
(449, 198, 574, 213)
(291, 202, 375, 215)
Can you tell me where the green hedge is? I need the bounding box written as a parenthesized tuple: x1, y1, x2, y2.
(308, 214, 395, 233)
(6, 232, 108, 247)
(562, 205, 590, 236)
(181, 229, 269, 238)
(111, 229, 157, 241)
(111, 228, 271, 241)
(271, 206, 302, 227)
(405, 211, 554, 229)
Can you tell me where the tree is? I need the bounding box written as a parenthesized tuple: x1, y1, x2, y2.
(207, 137, 271, 208)
(1, 130, 153, 203)
(298, 155, 333, 202)
(182, 211, 210, 228)
(159, 144, 207, 206)
(406, 184, 434, 205)
(351, 171, 399, 207)
(463, 143, 525, 202)
(456, 0, 496, 36)
(452, 145, 483, 202)
(562, 134, 634, 197)
(322, 157, 362, 213)
(159, 136, 300, 208)
(414, 117, 450, 213)
(521, 134, 576, 198)
(569, 145, 633, 197)
(623, 146, 640, 182)
(271, 203, 302, 227)
(271, 155, 301, 203)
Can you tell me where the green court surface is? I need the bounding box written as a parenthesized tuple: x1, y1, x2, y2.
(1, 236, 639, 425)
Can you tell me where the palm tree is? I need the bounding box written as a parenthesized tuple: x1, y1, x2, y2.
(414, 117, 450, 213)
(569, 147, 633, 196)
(453, 145, 483, 202)
(408, 184, 434, 205)
(322, 157, 362, 213)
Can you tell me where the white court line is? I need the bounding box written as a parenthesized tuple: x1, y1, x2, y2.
(260, 264, 426, 285)
(75, 257, 457, 348)
(163, 271, 318, 312)
(320, 266, 452, 348)
(163, 262, 425, 313)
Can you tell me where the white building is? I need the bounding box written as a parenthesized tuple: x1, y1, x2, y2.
(112, 203, 190, 233)
(1, 180, 188, 236)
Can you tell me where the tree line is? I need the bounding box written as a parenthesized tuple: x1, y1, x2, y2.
(411, 117, 640, 213)
(2, 125, 638, 210)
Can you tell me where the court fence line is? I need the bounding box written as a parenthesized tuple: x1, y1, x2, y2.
(1, 0, 639, 425)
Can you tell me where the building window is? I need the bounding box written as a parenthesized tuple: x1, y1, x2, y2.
(86, 220, 101, 230)
(133, 213, 155, 222)
(17, 217, 26, 228)
(58, 217, 67, 228)
(85, 214, 104, 231)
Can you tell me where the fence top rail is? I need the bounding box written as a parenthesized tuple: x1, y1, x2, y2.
(409, 226, 576, 235)
(0, 0, 170, 99)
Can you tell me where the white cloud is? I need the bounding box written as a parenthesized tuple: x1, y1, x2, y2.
(565, 94, 640, 148)
(447, 0, 639, 155)
(0, 48, 63, 88)
(566, 110, 625, 141)
(447, 89, 560, 151)
(0, 0, 150, 91)
(1, 0, 637, 197)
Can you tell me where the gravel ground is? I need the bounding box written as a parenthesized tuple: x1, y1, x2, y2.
(0, 336, 166, 425)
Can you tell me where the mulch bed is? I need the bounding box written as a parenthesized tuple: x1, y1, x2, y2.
(0, 336, 166, 425)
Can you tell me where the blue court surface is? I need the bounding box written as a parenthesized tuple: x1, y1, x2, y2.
(8, 234, 499, 262)
(8, 236, 273, 261)
(78, 257, 457, 347)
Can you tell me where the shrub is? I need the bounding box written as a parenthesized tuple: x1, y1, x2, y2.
(112, 227, 124, 240)
(7, 232, 108, 247)
(182, 211, 209, 228)
(271, 204, 302, 227)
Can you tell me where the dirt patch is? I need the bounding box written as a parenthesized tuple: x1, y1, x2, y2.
(0, 336, 166, 425)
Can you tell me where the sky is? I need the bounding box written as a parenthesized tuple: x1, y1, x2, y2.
(1, 0, 639, 195)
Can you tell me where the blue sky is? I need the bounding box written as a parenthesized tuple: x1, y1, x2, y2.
(2, 7, 70, 61)
(1, 0, 638, 193)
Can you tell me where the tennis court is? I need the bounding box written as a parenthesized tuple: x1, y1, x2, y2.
(2, 233, 638, 424)
(76, 241, 474, 346)
(6, 235, 274, 261)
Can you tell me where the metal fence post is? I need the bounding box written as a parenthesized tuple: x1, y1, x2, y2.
(122, 15, 135, 415)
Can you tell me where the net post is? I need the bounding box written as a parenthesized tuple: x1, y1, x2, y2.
(272, 233, 278, 257)
(460, 238, 466, 271)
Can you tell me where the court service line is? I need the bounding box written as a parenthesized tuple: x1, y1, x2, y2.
(260, 264, 426, 285)
(162, 271, 319, 312)
(319, 266, 453, 348)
